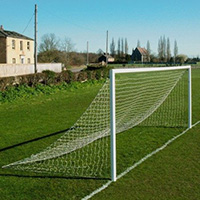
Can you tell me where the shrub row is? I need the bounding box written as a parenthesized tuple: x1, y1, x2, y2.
(0, 80, 106, 103)
(0, 68, 110, 91)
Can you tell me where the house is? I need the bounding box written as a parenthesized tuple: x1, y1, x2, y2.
(131, 47, 150, 62)
(0, 25, 34, 64)
(98, 53, 115, 64)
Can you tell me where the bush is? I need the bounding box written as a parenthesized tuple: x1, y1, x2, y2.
(0, 67, 109, 94)
(59, 70, 74, 83)
(42, 70, 56, 85)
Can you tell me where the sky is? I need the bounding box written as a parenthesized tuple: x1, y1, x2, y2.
(1, 0, 200, 57)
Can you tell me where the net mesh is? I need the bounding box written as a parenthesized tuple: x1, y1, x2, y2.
(2, 68, 188, 178)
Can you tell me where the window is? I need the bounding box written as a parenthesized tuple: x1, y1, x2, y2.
(20, 41, 23, 50)
(21, 57, 25, 64)
(12, 58, 16, 64)
(27, 42, 30, 50)
(28, 58, 31, 64)
(12, 40, 15, 49)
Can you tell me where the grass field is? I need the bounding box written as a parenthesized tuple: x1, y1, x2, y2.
(0, 68, 199, 199)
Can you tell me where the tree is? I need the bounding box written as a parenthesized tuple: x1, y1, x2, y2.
(61, 37, 75, 65)
(121, 38, 124, 56)
(163, 36, 167, 61)
(125, 38, 128, 55)
(176, 54, 187, 64)
(117, 38, 121, 56)
(146, 40, 151, 62)
(158, 36, 167, 62)
(137, 40, 141, 48)
(39, 33, 59, 52)
(38, 49, 62, 63)
(61, 37, 75, 53)
(110, 38, 115, 57)
(158, 37, 162, 61)
(174, 40, 178, 63)
(167, 38, 171, 62)
(147, 40, 151, 55)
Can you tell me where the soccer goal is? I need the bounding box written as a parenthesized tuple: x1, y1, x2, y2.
(2, 66, 191, 182)
(110, 66, 192, 181)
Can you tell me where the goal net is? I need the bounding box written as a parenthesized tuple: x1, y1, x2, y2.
(2, 66, 191, 180)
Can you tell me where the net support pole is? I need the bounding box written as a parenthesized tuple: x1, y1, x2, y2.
(110, 69, 117, 182)
(188, 66, 192, 128)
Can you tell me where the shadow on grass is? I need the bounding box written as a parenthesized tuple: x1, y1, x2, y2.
(0, 128, 72, 152)
(0, 173, 110, 180)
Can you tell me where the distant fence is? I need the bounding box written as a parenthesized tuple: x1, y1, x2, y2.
(0, 63, 62, 77)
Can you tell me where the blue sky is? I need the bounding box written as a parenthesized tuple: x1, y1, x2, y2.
(1, 0, 200, 57)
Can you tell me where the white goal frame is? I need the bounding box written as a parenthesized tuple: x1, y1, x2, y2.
(109, 66, 192, 182)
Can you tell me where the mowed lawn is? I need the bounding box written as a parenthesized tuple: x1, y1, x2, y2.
(0, 68, 199, 200)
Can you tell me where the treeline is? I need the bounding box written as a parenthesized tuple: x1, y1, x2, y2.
(110, 38, 130, 62)
(38, 33, 99, 66)
(109, 36, 182, 63)
(38, 33, 198, 66)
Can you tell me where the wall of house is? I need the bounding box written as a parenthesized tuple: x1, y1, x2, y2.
(6, 37, 34, 64)
(132, 49, 142, 61)
(0, 63, 62, 77)
(0, 37, 7, 63)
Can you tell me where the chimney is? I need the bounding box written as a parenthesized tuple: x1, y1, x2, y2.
(0, 25, 3, 30)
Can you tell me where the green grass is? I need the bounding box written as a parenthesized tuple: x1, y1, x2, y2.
(0, 69, 199, 199)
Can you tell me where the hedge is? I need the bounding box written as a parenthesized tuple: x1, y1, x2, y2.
(0, 68, 110, 91)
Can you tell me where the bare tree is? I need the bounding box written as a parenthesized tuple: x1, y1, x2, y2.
(61, 37, 75, 53)
(61, 37, 75, 64)
(158, 36, 162, 61)
(147, 40, 151, 54)
(137, 40, 141, 48)
(121, 38, 124, 56)
(167, 37, 171, 62)
(163, 36, 167, 61)
(147, 40, 151, 62)
(174, 40, 178, 63)
(110, 38, 115, 57)
(158, 36, 167, 61)
(39, 33, 59, 52)
(125, 38, 128, 55)
(117, 38, 121, 56)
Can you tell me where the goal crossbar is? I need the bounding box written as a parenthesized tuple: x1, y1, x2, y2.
(109, 66, 192, 182)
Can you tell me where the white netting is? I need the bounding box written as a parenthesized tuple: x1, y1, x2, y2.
(3, 68, 187, 178)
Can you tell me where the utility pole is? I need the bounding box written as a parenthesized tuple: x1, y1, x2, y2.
(106, 30, 108, 65)
(34, 4, 38, 73)
(86, 41, 89, 65)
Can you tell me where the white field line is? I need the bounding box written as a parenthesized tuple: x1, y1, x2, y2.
(82, 120, 200, 200)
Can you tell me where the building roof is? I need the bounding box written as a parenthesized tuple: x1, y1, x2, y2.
(99, 53, 114, 59)
(0, 29, 33, 40)
(137, 47, 148, 55)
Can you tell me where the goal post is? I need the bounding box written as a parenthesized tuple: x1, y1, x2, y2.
(2, 65, 192, 180)
(109, 65, 192, 182)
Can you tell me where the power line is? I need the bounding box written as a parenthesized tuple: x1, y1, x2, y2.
(40, 7, 104, 35)
(22, 13, 34, 34)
